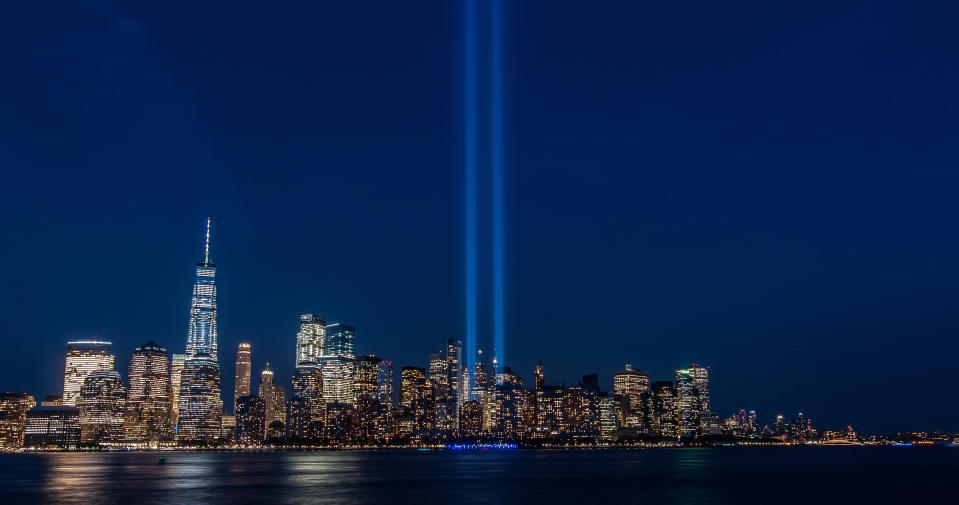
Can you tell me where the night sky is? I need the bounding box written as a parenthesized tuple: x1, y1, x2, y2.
(2, 1, 958, 434)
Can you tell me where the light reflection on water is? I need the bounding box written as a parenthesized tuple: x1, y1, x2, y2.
(0, 448, 951, 505)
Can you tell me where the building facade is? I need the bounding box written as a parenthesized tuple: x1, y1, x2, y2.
(186, 218, 218, 360)
(78, 370, 126, 444)
(316, 355, 354, 405)
(125, 341, 173, 443)
(324, 323, 355, 357)
(296, 314, 326, 365)
(0, 393, 36, 448)
(234, 343, 251, 413)
(62, 341, 114, 407)
(24, 406, 80, 449)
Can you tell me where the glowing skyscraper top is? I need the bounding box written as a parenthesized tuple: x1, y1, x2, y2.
(186, 218, 218, 360)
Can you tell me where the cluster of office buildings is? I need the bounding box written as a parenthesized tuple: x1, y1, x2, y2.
(0, 221, 842, 449)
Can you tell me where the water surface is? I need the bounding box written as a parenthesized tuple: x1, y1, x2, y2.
(1, 447, 954, 504)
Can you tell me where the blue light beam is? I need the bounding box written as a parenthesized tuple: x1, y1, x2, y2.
(491, 0, 505, 377)
(464, 0, 478, 380)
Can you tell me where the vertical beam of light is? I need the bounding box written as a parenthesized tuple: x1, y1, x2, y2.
(491, 0, 505, 377)
(464, 0, 478, 382)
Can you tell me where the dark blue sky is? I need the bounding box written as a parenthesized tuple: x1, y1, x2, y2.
(2, 1, 957, 433)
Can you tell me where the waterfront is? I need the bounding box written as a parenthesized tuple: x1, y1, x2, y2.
(1, 447, 955, 504)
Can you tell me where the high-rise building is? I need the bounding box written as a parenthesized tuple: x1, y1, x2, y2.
(492, 384, 525, 438)
(0, 393, 36, 448)
(534, 360, 545, 390)
(62, 341, 114, 407)
(324, 323, 355, 357)
(400, 366, 426, 409)
(288, 364, 324, 440)
(613, 364, 649, 428)
(675, 365, 708, 438)
(296, 314, 326, 365)
(177, 354, 222, 443)
(428, 352, 449, 428)
(271, 386, 286, 428)
(354, 355, 382, 399)
(171, 353, 185, 425)
(186, 218, 218, 360)
(234, 395, 265, 445)
(651, 381, 678, 438)
(411, 379, 436, 432)
(377, 360, 394, 406)
(23, 406, 80, 449)
(597, 393, 619, 440)
(234, 343, 251, 413)
(460, 400, 483, 437)
(125, 341, 173, 443)
(316, 355, 354, 405)
(178, 220, 222, 443)
(78, 370, 126, 444)
(446, 339, 463, 430)
(220, 414, 236, 443)
(688, 364, 710, 429)
(260, 363, 280, 427)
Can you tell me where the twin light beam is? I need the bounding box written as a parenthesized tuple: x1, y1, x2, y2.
(464, 0, 505, 382)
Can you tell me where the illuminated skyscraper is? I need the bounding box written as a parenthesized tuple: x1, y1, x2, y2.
(171, 353, 185, 425)
(534, 360, 545, 390)
(316, 355, 354, 405)
(78, 370, 126, 444)
(177, 354, 222, 443)
(428, 352, 449, 428)
(62, 341, 114, 407)
(259, 363, 280, 427)
(613, 364, 649, 428)
(377, 360, 394, 406)
(125, 342, 173, 443)
(597, 393, 619, 440)
(234, 343, 251, 413)
(324, 322, 355, 357)
(234, 395, 265, 445)
(220, 414, 236, 443)
(288, 364, 324, 440)
(651, 381, 678, 438)
(446, 339, 463, 430)
(400, 366, 426, 409)
(675, 365, 708, 438)
(492, 383, 525, 439)
(178, 220, 222, 443)
(0, 393, 36, 448)
(354, 355, 382, 399)
(296, 314, 326, 365)
(186, 218, 218, 360)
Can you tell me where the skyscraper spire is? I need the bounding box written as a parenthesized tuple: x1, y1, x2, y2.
(204, 217, 211, 265)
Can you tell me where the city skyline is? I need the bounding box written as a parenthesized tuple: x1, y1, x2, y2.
(1, 216, 955, 436)
(3, 2, 959, 436)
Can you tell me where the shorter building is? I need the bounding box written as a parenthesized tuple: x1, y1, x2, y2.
(400, 367, 426, 409)
(460, 400, 483, 437)
(316, 355, 355, 406)
(24, 406, 80, 449)
(221, 414, 236, 444)
(235, 395, 266, 445)
(78, 370, 126, 445)
(0, 393, 37, 448)
(40, 395, 63, 407)
(178, 354, 222, 443)
(354, 355, 382, 399)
